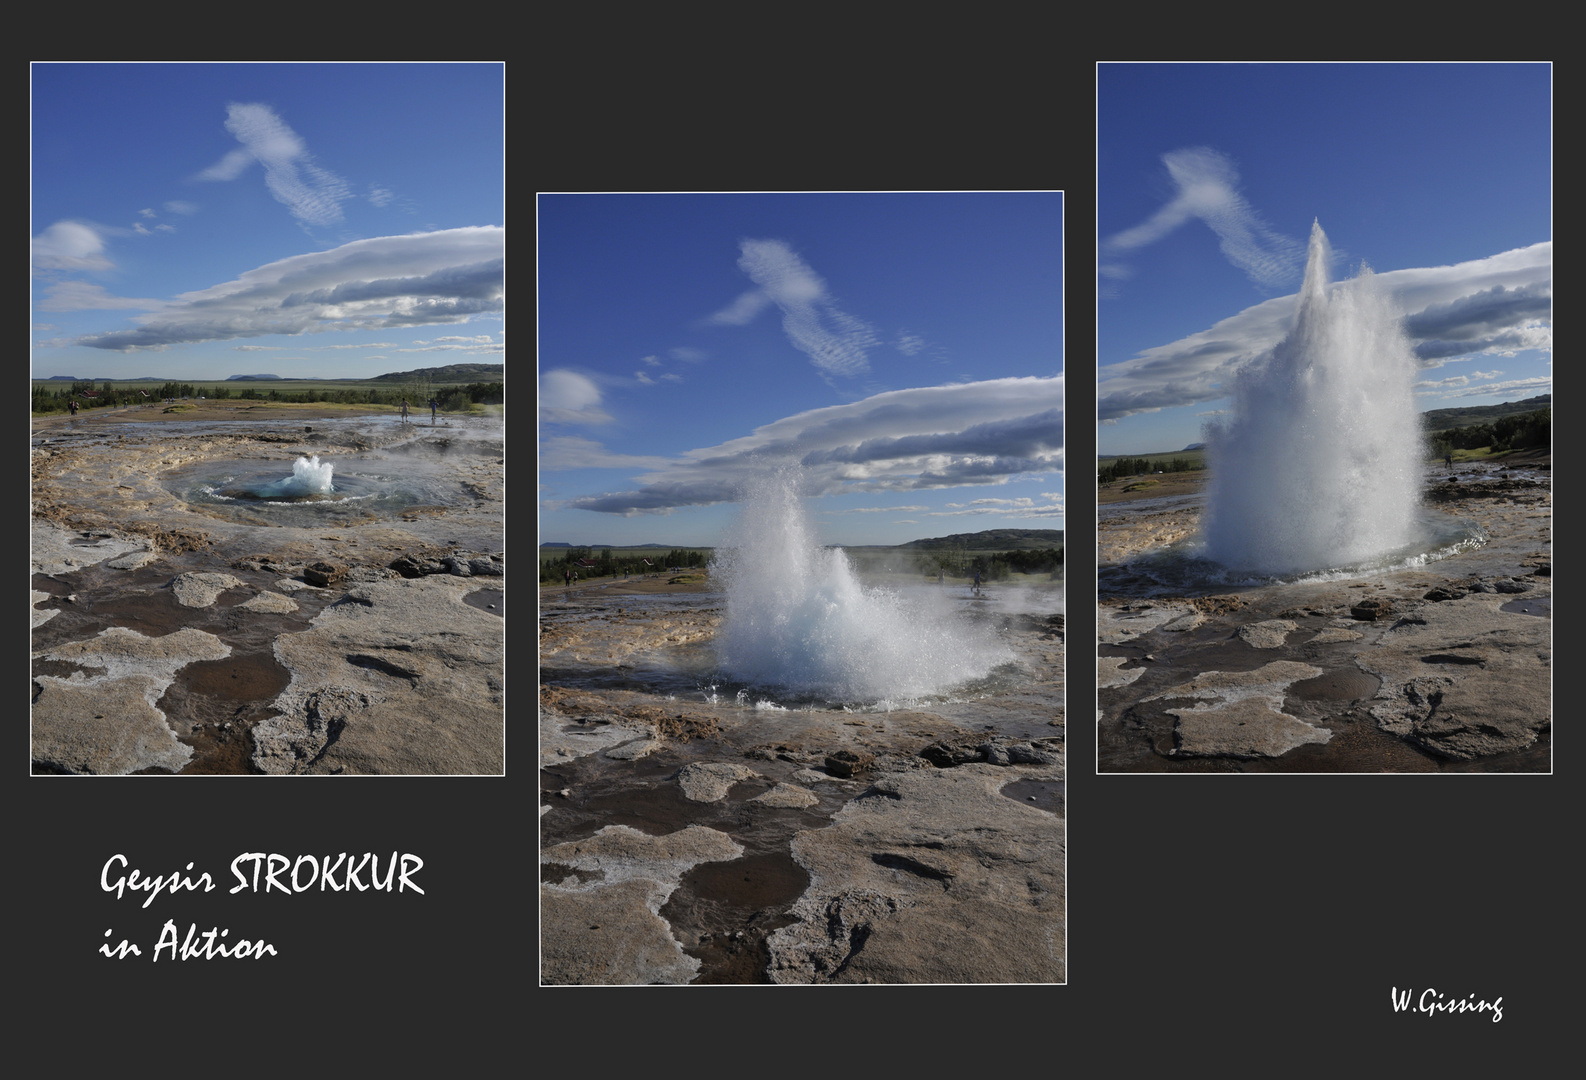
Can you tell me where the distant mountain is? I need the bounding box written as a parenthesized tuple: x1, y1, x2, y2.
(228, 373, 283, 380)
(45, 375, 80, 381)
(1183, 442, 1206, 451)
(1421, 395, 1550, 433)
(372, 363, 504, 382)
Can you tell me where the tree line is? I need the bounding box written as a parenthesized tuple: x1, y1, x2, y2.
(1098, 456, 1202, 485)
(539, 547, 709, 584)
(1428, 407, 1550, 457)
(32, 380, 504, 415)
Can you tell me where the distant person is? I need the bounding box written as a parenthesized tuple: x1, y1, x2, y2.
(428, 397, 438, 425)
(938, 568, 944, 584)
(564, 567, 571, 587)
(1445, 452, 1453, 468)
(400, 399, 410, 423)
(973, 569, 982, 595)
(68, 399, 78, 417)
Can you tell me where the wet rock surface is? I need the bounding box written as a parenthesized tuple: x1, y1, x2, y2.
(1099, 458, 1550, 772)
(30, 409, 504, 775)
(540, 575, 1064, 983)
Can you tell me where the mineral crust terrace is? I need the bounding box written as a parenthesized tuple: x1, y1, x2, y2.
(31, 412, 506, 775)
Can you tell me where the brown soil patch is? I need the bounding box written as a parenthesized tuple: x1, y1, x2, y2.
(1098, 472, 1209, 505)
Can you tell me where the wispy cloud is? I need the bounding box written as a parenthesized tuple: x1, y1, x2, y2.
(60, 227, 504, 352)
(706, 238, 880, 380)
(1101, 147, 1304, 294)
(1098, 242, 1552, 422)
(549, 375, 1063, 516)
(35, 281, 165, 313)
(195, 103, 352, 230)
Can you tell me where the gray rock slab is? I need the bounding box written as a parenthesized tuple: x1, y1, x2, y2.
(1238, 619, 1299, 649)
(170, 572, 245, 608)
(31, 590, 58, 629)
(539, 711, 655, 767)
(768, 764, 1064, 984)
(677, 762, 760, 802)
(1098, 655, 1146, 688)
(1364, 596, 1551, 759)
(541, 824, 745, 985)
(31, 522, 154, 575)
(31, 626, 231, 775)
(751, 783, 820, 808)
(255, 576, 504, 774)
(237, 590, 299, 613)
(1098, 602, 1198, 645)
(1147, 661, 1330, 758)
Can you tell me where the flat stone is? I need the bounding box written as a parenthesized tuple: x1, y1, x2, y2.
(676, 762, 759, 802)
(170, 572, 244, 608)
(1238, 619, 1298, 648)
(1147, 660, 1330, 758)
(541, 825, 745, 985)
(238, 591, 299, 613)
(751, 783, 820, 808)
(31, 627, 231, 775)
(255, 576, 503, 774)
(1098, 655, 1146, 688)
(767, 765, 1063, 984)
(1365, 596, 1550, 759)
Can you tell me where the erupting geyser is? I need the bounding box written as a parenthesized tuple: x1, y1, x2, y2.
(1201, 222, 1423, 576)
(254, 455, 335, 500)
(713, 466, 1013, 703)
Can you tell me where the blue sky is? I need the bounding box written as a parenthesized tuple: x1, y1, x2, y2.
(1097, 62, 1552, 457)
(538, 192, 1063, 548)
(31, 62, 503, 381)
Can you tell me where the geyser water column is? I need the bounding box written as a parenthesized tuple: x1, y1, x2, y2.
(713, 465, 1012, 703)
(1201, 222, 1422, 576)
(254, 455, 335, 500)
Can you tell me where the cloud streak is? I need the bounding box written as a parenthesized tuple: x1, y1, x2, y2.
(547, 376, 1063, 516)
(1099, 242, 1552, 422)
(1101, 147, 1304, 292)
(64, 227, 504, 352)
(196, 103, 352, 229)
(706, 239, 880, 380)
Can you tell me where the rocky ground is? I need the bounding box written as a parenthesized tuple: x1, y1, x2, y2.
(1098, 453, 1551, 772)
(30, 403, 505, 775)
(539, 574, 1065, 984)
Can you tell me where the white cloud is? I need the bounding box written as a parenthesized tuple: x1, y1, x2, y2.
(36, 281, 165, 313)
(196, 103, 352, 229)
(1099, 242, 1552, 422)
(1414, 376, 1551, 402)
(71, 227, 504, 352)
(706, 238, 880, 380)
(539, 369, 612, 426)
(31, 221, 114, 271)
(554, 375, 1063, 516)
(1102, 147, 1304, 292)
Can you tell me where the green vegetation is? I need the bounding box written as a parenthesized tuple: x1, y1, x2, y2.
(539, 546, 711, 585)
(1420, 394, 1550, 433)
(1426, 406, 1550, 460)
(31, 375, 504, 416)
(1098, 451, 1204, 485)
